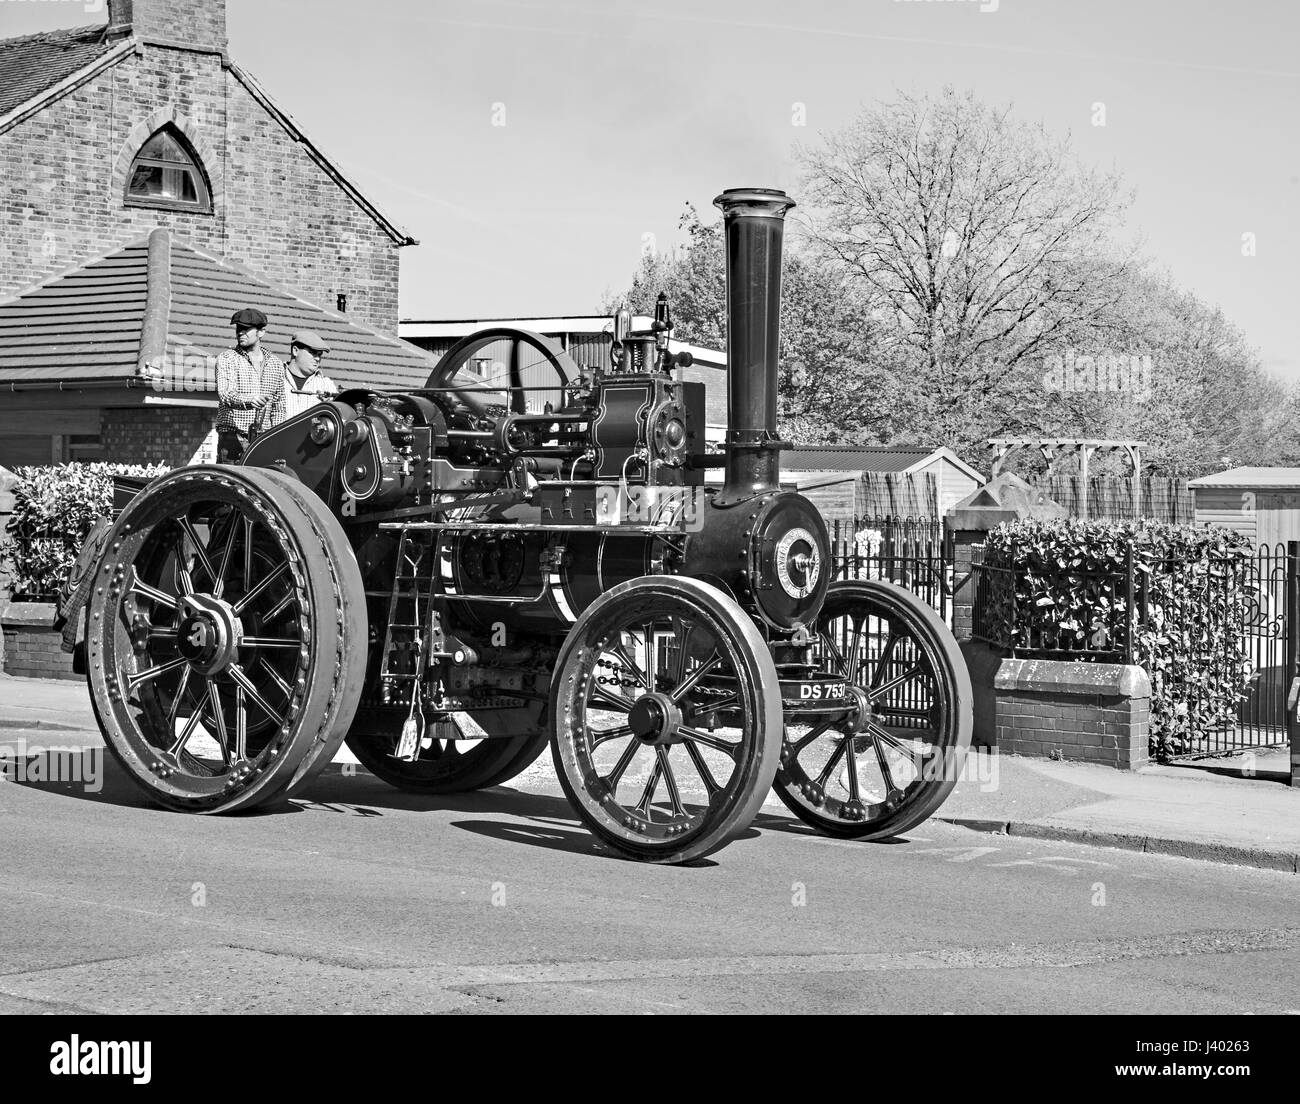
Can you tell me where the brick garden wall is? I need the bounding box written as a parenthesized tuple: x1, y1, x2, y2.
(1, 604, 77, 681)
(994, 659, 1150, 770)
(0, 43, 402, 333)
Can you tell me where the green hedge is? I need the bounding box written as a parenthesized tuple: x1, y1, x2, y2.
(983, 518, 1256, 759)
(1, 463, 167, 601)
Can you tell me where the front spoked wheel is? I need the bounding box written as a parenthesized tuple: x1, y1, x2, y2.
(550, 576, 783, 864)
(775, 580, 972, 839)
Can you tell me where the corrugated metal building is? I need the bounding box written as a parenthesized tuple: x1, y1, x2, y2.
(1188, 467, 1300, 547)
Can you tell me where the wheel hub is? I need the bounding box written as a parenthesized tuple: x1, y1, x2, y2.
(176, 593, 243, 676)
(843, 684, 874, 734)
(628, 692, 682, 746)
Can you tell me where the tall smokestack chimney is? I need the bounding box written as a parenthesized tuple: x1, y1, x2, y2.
(712, 187, 795, 507)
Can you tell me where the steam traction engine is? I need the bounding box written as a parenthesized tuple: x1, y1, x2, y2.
(71, 188, 972, 864)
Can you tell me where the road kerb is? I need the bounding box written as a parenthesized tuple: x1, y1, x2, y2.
(938, 816, 1300, 874)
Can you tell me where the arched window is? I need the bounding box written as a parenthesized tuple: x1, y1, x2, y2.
(124, 126, 211, 212)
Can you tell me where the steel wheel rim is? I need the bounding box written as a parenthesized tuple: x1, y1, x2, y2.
(91, 480, 314, 801)
(780, 592, 958, 828)
(556, 594, 759, 850)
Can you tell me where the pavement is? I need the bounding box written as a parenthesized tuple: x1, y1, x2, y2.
(2, 672, 1298, 874)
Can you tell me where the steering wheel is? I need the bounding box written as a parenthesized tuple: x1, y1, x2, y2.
(423, 328, 582, 419)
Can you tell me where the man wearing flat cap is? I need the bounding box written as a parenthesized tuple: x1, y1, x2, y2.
(215, 308, 286, 463)
(280, 330, 340, 421)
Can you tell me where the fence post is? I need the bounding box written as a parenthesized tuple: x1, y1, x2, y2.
(1287, 541, 1300, 788)
(1125, 540, 1136, 664)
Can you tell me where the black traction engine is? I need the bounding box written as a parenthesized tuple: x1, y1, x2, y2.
(68, 187, 971, 864)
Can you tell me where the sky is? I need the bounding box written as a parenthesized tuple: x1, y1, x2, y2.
(7, 0, 1300, 378)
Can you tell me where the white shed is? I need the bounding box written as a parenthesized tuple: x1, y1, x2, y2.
(1188, 467, 1300, 548)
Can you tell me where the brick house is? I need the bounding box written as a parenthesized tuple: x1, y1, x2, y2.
(0, 0, 430, 468)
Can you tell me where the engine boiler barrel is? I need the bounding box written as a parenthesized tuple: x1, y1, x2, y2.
(712, 187, 796, 507)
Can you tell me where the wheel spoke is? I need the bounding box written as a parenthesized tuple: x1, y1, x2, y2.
(242, 517, 254, 592)
(166, 664, 193, 731)
(234, 682, 248, 761)
(872, 703, 933, 720)
(240, 636, 300, 649)
(608, 641, 648, 689)
(232, 562, 290, 616)
(602, 737, 639, 790)
(206, 683, 232, 766)
(669, 655, 721, 704)
(213, 512, 241, 598)
(262, 589, 296, 622)
(863, 719, 935, 766)
(872, 732, 900, 797)
(869, 630, 900, 691)
(642, 624, 658, 691)
(869, 663, 924, 702)
(127, 654, 189, 691)
(843, 738, 861, 801)
(683, 739, 722, 797)
(128, 569, 178, 611)
(690, 693, 738, 718)
(787, 716, 837, 759)
(846, 618, 866, 684)
(656, 746, 685, 817)
(814, 737, 849, 787)
(589, 682, 633, 712)
(169, 698, 208, 757)
(669, 616, 694, 686)
(674, 724, 738, 760)
(820, 630, 849, 677)
(229, 663, 285, 727)
(258, 657, 293, 700)
(633, 756, 663, 817)
(590, 723, 633, 748)
(177, 517, 216, 585)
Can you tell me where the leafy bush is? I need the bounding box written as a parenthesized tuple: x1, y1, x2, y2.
(1, 463, 167, 601)
(982, 518, 1256, 759)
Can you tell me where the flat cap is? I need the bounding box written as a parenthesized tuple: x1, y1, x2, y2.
(230, 307, 268, 328)
(290, 330, 331, 354)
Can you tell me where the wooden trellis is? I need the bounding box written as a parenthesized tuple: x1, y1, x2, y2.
(988, 438, 1146, 520)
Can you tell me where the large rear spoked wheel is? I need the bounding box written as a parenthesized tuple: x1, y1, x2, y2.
(775, 580, 972, 839)
(86, 466, 367, 813)
(550, 576, 783, 864)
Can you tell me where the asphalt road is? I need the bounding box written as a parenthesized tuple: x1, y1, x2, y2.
(2, 753, 1299, 1015)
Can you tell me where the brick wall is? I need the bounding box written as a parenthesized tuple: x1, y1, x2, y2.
(0, 42, 401, 332)
(110, 0, 227, 51)
(994, 659, 1150, 770)
(947, 529, 980, 641)
(101, 406, 216, 466)
(2, 604, 78, 681)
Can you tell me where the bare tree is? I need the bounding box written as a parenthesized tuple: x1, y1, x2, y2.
(798, 87, 1136, 454)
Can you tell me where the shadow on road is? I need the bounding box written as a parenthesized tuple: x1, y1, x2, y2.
(8, 753, 901, 861)
(2, 749, 154, 808)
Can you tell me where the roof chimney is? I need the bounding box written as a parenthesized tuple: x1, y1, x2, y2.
(106, 0, 228, 53)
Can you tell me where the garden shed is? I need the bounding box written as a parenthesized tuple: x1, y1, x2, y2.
(1188, 467, 1300, 548)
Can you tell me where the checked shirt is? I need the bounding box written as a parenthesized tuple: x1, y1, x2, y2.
(216, 347, 287, 436)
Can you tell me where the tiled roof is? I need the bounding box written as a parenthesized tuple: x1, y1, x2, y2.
(0, 230, 435, 391)
(0, 242, 149, 381)
(784, 445, 936, 473)
(1188, 467, 1300, 489)
(0, 24, 116, 119)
